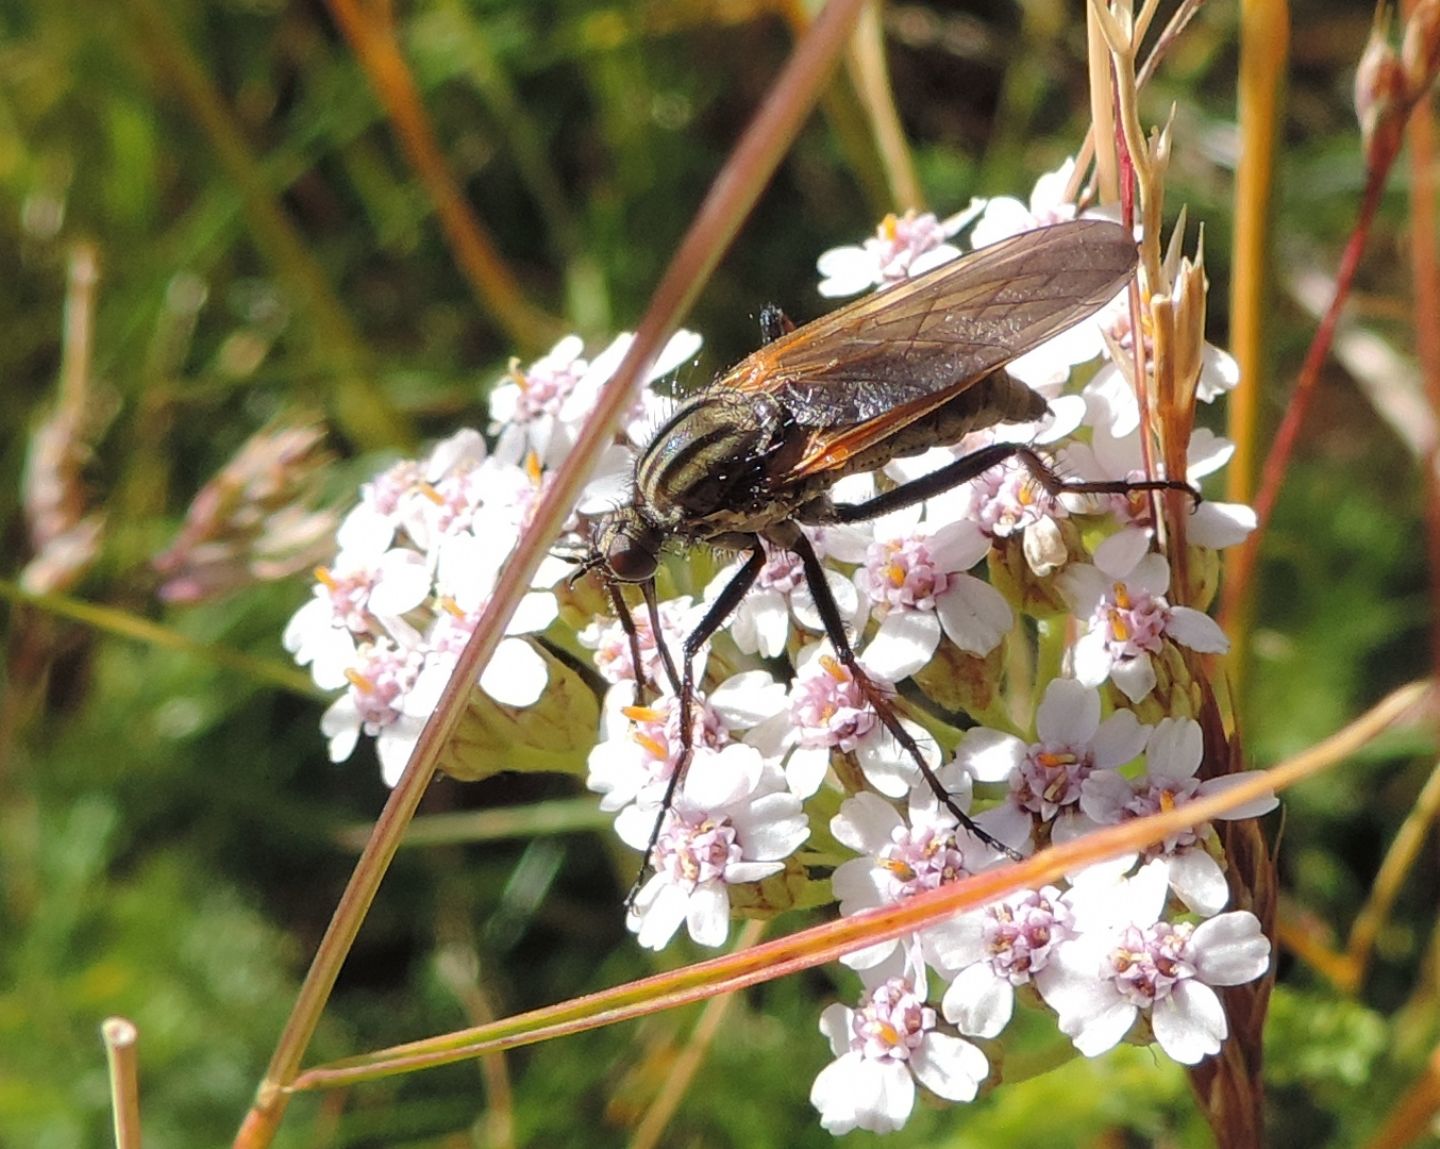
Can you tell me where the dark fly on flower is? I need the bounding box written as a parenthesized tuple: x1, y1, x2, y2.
(579, 218, 1192, 899)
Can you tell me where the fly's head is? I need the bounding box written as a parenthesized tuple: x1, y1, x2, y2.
(591, 502, 665, 585)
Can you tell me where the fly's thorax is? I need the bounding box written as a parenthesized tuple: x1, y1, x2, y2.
(633, 390, 796, 534)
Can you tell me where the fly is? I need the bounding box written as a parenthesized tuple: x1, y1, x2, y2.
(582, 218, 1192, 896)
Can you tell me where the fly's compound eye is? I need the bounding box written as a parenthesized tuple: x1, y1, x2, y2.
(598, 513, 661, 583)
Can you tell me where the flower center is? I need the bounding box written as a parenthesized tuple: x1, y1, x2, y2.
(344, 642, 423, 730)
(849, 978, 936, 1061)
(789, 657, 876, 751)
(861, 536, 950, 613)
(879, 824, 969, 896)
(983, 887, 1074, 984)
(1106, 921, 1197, 1006)
(1012, 743, 1094, 816)
(1097, 580, 1168, 657)
(652, 810, 741, 890)
(512, 355, 585, 423)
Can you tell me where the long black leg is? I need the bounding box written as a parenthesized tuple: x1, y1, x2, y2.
(626, 543, 768, 907)
(826, 442, 1196, 525)
(787, 530, 1024, 862)
(639, 578, 682, 696)
(605, 578, 652, 708)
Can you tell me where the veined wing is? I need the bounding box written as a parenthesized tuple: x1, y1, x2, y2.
(723, 218, 1136, 432)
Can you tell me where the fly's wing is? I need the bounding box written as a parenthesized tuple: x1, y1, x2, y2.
(723, 219, 1136, 475)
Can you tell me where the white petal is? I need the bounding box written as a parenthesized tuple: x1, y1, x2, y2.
(479, 638, 548, 706)
(935, 577, 1013, 655)
(1197, 343, 1240, 401)
(942, 964, 1014, 1038)
(953, 727, 1026, 784)
(1191, 912, 1272, 985)
(1197, 773, 1280, 819)
(1077, 768, 1135, 825)
(839, 938, 901, 971)
(733, 793, 809, 859)
(1070, 630, 1114, 688)
(1167, 606, 1231, 654)
(1146, 717, 1203, 781)
(861, 611, 941, 680)
(1057, 562, 1109, 614)
(649, 328, 705, 380)
(855, 721, 931, 796)
(1036, 948, 1135, 1057)
(1092, 529, 1151, 579)
(1110, 654, 1157, 702)
(708, 670, 787, 727)
(684, 745, 763, 809)
(633, 880, 689, 950)
(1166, 848, 1231, 916)
(1152, 980, 1226, 1064)
(685, 882, 733, 947)
(1036, 677, 1100, 743)
(735, 590, 789, 657)
(785, 746, 832, 798)
(912, 1032, 988, 1102)
(926, 519, 990, 571)
(1091, 708, 1150, 770)
(831, 791, 905, 853)
(1189, 501, 1257, 549)
(723, 860, 785, 884)
(506, 591, 558, 636)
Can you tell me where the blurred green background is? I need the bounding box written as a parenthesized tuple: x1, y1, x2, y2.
(1, 1, 1435, 1146)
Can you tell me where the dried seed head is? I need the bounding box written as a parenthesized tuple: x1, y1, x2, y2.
(153, 419, 337, 603)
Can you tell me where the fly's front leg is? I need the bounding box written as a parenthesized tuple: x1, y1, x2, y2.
(785, 528, 1023, 863)
(606, 578, 657, 709)
(626, 542, 767, 909)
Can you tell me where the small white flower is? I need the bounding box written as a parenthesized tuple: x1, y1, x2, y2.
(829, 764, 1002, 971)
(1036, 861, 1271, 1064)
(586, 670, 787, 813)
(969, 158, 1080, 250)
(953, 678, 1150, 847)
(283, 545, 431, 689)
(619, 747, 808, 950)
(815, 206, 978, 298)
(1078, 717, 1279, 915)
(937, 885, 1079, 1038)
(319, 637, 428, 782)
(811, 956, 988, 1134)
(1059, 538, 1229, 702)
(854, 514, 1013, 681)
(781, 642, 937, 799)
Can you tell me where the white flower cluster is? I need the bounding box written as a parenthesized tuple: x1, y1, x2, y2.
(282, 330, 701, 785)
(283, 158, 1274, 1136)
